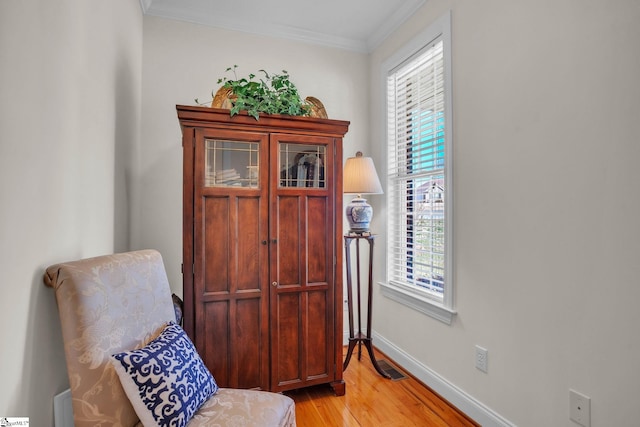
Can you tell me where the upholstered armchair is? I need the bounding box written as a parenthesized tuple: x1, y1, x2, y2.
(44, 249, 296, 427)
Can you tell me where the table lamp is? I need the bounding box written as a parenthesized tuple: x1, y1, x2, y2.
(343, 151, 383, 233)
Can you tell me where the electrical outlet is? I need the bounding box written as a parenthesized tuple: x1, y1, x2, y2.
(475, 345, 488, 373)
(569, 389, 591, 427)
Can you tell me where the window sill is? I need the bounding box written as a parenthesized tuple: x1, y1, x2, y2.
(379, 281, 456, 325)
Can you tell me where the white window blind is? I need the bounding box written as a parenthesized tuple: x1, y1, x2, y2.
(387, 38, 449, 303)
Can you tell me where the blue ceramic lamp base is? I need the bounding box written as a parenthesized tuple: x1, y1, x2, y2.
(345, 196, 373, 233)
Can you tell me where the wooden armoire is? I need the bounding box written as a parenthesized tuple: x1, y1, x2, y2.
(177, 105, 349, 395)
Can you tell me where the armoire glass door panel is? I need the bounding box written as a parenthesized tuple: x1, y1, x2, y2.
(279, 143, 326, 188)
(205, 139, 259, 188)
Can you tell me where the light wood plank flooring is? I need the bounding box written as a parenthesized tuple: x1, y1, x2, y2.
(285, 347, 479, 427)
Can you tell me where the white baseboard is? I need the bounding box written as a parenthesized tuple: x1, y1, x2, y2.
(370, 332, 515, 427)
(54, 388, 73, 427)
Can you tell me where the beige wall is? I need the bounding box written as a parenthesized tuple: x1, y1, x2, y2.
(370, 0, 640, 426)
(0, 0, 142, 424)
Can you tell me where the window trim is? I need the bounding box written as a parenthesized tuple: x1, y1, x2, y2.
(380, 10, 455, 324)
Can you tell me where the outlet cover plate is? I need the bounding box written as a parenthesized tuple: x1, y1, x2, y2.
(569, 389, 591, 427)
(475, 345, 488, 373)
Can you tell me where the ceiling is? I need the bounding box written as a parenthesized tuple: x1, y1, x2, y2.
(140, 0, 426, 53)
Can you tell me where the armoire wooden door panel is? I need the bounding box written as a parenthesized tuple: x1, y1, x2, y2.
(202, 196, 230, 293)
(269, 133, 336, 392)
(274, 195, 302, 286)
(201, 301, 230, 385)
(201, 195, 265, 291)
(233, 297, 265, 388)
(273, 292, 302, 388)
(199, 195, 266, 293)
(193, 128, 270, 390)
(307, 196, 330, 284)
(306, 289, 330, 378)
(200, 297, 265, 389)
(235, 197, 263, 291)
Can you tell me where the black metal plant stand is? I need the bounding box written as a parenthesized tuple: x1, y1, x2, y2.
(342, 233, 391, 379)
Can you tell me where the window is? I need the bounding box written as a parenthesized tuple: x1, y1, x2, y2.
(381, 12, 454, 324)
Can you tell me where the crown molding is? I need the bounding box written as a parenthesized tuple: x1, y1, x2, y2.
(366, 0, 426, 52)
(145, 2, 369, 52)
(139, 0, 153, 14)
(142, 0, 425, 53)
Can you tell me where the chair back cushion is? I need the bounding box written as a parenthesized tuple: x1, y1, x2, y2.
(44, 250, 177, 427)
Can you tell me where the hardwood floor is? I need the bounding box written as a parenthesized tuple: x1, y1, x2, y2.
(285, 347, 479, 427)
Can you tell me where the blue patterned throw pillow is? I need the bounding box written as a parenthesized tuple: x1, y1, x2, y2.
(111, 322, 218, 427)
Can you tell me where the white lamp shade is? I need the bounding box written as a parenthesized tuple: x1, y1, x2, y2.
(343, 152, 383, 195)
